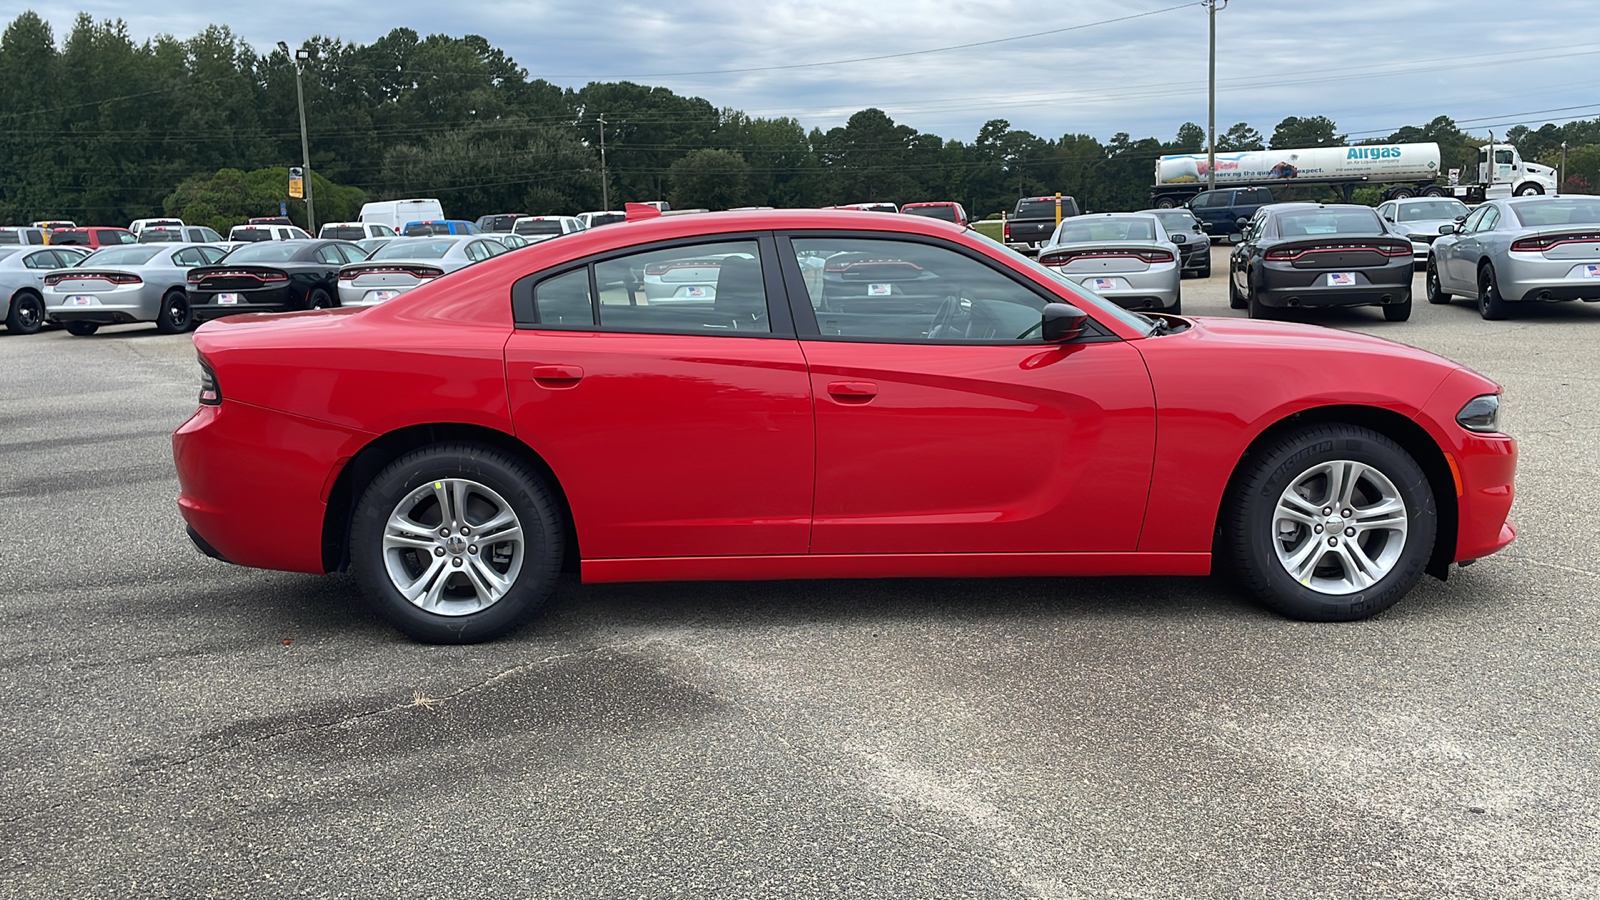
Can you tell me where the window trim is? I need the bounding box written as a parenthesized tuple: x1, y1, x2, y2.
(774, 230, 1115, 346)
(511, 232, 796, 339)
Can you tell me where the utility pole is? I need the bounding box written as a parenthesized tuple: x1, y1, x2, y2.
(1204, 0, 1227, 191)
(280, 41, 316, 233)
(1561, 141, 1568, 194)
(598, 114, 609, 210)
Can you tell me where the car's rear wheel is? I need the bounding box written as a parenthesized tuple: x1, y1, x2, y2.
(1425, 258, 1451, 304)
(1226, 423, 1436, 621)
(349, 443, 564, 643)
(308, 287, 334, 310)
(155, 289, 191, 334)
(64, 321, 99, 336)
(1154, 197, 1178, 209)
(1382, 292, 1412, 322)
(1246, 279, 1277, 319)
(1421, 185, 1447, 198)
(1478, 264, 1510, 320)
(1390, 187, 1416, 200)
(6, 291, 45, 335)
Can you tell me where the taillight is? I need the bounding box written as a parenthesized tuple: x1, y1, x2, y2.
(338, 269, 356, 281)
(1003, 221, 1011, 241)
(259, 271, 288, 282)
(1136, 249, 1173, 263)
(1376, 244, 1412, 257)
(1265, 248, 1298, 261)
(413, 267, 444, 279)
(198, 355, 221, 406)
(44, 274, 65, 286)
(187, 272, 205, 284)
(1511, 232, 1600, 252)
(1038, 252, 1068, 267)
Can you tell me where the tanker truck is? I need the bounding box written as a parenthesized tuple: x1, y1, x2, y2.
(1150, 141, 1557, 208)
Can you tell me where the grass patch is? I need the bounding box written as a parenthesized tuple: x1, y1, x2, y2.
(972, 220, 1004, 242)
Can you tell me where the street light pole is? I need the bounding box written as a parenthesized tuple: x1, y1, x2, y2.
(1204, 0, 1226, 191)
(598, 113, 609, 210)
(279, 41, 316, 233)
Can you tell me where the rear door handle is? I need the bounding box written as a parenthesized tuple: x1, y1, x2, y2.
(532, 365, 584, 383)
(827, 380, 877, 400)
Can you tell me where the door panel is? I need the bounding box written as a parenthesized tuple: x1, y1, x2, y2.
(803, 340, 1156, 554)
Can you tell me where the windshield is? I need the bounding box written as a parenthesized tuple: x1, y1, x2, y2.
(1276, 209, 1382, 236)
(1511, 197, 1600, 227)
(965, 229, 1155, 336)
(514, 220, 565, 236)
(1150, 211, 1199, 231)
(1052, 218, 1157, 243)
(586, 213, 626, 227)
(904, 205, 958, 222)
(82, 247, 163, 266)
(223, 242, 301, 263)
(372, 239, 457, 260)
(1397, 200, 1469, 222)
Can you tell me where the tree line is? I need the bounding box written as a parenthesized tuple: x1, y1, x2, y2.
(4, 12, 1599, 231)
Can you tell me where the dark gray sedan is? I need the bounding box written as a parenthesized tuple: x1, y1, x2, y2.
(1229, 203, 1415, 321)
(1140, 207, 1212, 277)
(1427, 195, 1600, 320)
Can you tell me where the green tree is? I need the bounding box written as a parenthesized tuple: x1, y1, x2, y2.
(1174, 122, 1205, 152)
(1269, 116, 1343, 149)
(1216, 122, 1264, 151)
(668, 149, 751, 210)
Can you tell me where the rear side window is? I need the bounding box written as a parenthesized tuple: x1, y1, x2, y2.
(533, 269, 595, 327)
(904, 205, 958, 222)
(515, 220, 565, 236)
(1015, 199, 1065, 218)
(50, 231, 90, 245)
(594, 241, 770, 334)
(322, 226, 367, 241)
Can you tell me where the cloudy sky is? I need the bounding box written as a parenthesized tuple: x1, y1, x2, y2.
(27, 0, 1600, 144)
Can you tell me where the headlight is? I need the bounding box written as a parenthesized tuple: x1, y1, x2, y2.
(1456, 394, 1500, 433)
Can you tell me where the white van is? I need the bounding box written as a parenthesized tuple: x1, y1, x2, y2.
(319, 221, 396, 241)
(359, 199, 445, 232)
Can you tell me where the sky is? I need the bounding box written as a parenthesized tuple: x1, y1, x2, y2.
(24, 0, 1600, 145)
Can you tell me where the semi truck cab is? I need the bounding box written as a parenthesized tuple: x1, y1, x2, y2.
(1466, 144, 1558, 200)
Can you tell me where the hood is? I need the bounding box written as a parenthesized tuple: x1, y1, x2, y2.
(1179, 314, 1452, 366)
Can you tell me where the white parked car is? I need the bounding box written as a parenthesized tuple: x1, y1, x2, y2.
(320, 222, 397, 241)
(228, 224, 311, 243)
(512, 215, 585, 242)
(576, 211, 627, 229)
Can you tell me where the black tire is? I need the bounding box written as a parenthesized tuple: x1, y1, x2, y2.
(1382, 292, 1412, 322)
(1425, 258, 1451, 304)
(1421, 185, 1447, 198)
(308, 287, 334, 310)
(1246, 278, 1276, 319)
(64, 321, 100, 336)
(1198, 259, 1211, 278)
(1478, 264, 1510, 320)
(1154, 196, 1179, 209)
(6, 291, 45, 335)
(1390, 187, 1416, 200)
(1228, 270, 1247, 309)
(1226, 423, 1437, 621)
(349, 443, 565, 643)
(155, 289, 191, 334)
(1167, 294, 1182, 315)
(1514, 183, 1544, 197)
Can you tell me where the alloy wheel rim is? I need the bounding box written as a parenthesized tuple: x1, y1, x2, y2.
(382, 477, 525, 616)
(1271, 459, 1408, 595)
(19, 298, 40, 328)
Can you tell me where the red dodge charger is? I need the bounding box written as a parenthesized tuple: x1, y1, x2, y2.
(172, 210, 1516, 643)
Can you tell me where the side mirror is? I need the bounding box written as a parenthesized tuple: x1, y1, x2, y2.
(1228, 232, 1245, 243)
(1171, 233, 1186, 243)
(1438, 224, 1455, 235)
(1041, 302, 1088, 342)
(1235, 216, 1250, 228)
(1382, 214, 1395, 222)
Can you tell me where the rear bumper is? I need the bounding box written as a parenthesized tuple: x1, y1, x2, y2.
(48, 309, 143, 325)
(1258, 259, 1414, 308)
(189, 286, 298, 321)
(1500, 257, 1600, 302)
(174, 400, 371, 574)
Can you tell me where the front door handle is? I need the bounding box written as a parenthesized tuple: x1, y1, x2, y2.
(532, 364, 584, 384)
(827, 380, 877, 400)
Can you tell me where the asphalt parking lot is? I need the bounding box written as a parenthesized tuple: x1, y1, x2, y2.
(3, 245, 1598, 899)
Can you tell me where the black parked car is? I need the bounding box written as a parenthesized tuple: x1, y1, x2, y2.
(1140, 207, 1212, 277)
(1228, 203, 1415, 321)
(187, 240, 369, 322)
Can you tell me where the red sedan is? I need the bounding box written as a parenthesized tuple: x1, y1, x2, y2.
(173, 210, 1516, 643)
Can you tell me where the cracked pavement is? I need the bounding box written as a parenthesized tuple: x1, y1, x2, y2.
(2, 248, 1597, 899)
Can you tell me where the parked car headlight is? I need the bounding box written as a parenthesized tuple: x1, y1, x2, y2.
(1456, 394, 1500, 433)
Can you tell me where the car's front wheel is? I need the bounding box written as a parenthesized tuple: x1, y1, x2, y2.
(349, 443, 565, 643)
(1228, 270, 1246, 309)
(1226, 423, 1436, 621)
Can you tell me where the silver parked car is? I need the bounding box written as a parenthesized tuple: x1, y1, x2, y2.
(482, 232, 531, 251)
(1427, 195, 1600, 320)
(1139, 207, 1212, 277)
(336, 236, 507, 307)
(2, 245, 90, 334)
(45, 243, 229, 335)
(1377, 197, 1470, 266)
(1037, 213, 1184, 313)
(138, 225, 227, 244)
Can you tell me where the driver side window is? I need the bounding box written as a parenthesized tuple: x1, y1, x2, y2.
(1458, 207, 1489, 234)
(787, 237, 1050, 343)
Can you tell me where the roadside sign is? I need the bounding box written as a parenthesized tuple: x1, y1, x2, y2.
(1448, 168, 1460, 186)
(280, 202, 288, 217)
(288, 166, 304, 199)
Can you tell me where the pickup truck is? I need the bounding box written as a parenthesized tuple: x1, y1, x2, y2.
(1186, 187, 1274, 237)
(1003, 195, 1083, 254)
